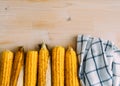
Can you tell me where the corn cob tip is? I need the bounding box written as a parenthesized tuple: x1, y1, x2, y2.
(2, 50, 13, 54)
(67, 46, 73, 51)
(54, 46, 64, 49)
(41, 43, 47, 49)
(18, 46, 24, 52)
(3, 49, 10, 51)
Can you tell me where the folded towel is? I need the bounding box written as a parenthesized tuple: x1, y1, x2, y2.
(77, 35, 120, 86)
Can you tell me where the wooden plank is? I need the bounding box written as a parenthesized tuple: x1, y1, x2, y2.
(0, 1, 120, 49)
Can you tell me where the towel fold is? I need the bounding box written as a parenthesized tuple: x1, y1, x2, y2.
(77, 35, 120, 86)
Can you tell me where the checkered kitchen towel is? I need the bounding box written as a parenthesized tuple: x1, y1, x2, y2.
(77, 35, 120, 86)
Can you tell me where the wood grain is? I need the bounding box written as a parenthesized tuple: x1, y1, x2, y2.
(0, 0, 120, 85)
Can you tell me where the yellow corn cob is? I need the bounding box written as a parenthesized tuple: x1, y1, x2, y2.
(24, 50, 38, 86)
(52, 46, 65, 86)
(38, 43, 49, 86)
(10, 47, 24, 86)
(0, 50, 14, 86)
(65, 47, 80, 86)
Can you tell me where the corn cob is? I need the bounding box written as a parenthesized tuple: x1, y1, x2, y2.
(10, 47, 24, 86)
(65, 47, 80, 86)
(24, 50, 38, 86)
(0, 50, 14, 86)
(38, 43, 49, 86)
(52, 46, 65, 86)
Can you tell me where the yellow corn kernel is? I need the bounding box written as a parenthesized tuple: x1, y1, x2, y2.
(52, 46, 65, 86)
(24, 51, 38, 86)
(0, 50, 14, 86)
(38, 43, 49, 86)
(65, 47, 80, 86)
(10, 47, 24, 86)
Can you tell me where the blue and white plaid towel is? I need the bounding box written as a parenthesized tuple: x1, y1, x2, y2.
(77, 35, 120, 86)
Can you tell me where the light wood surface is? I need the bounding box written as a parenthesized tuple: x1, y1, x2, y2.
(0, 0, 120, 86)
